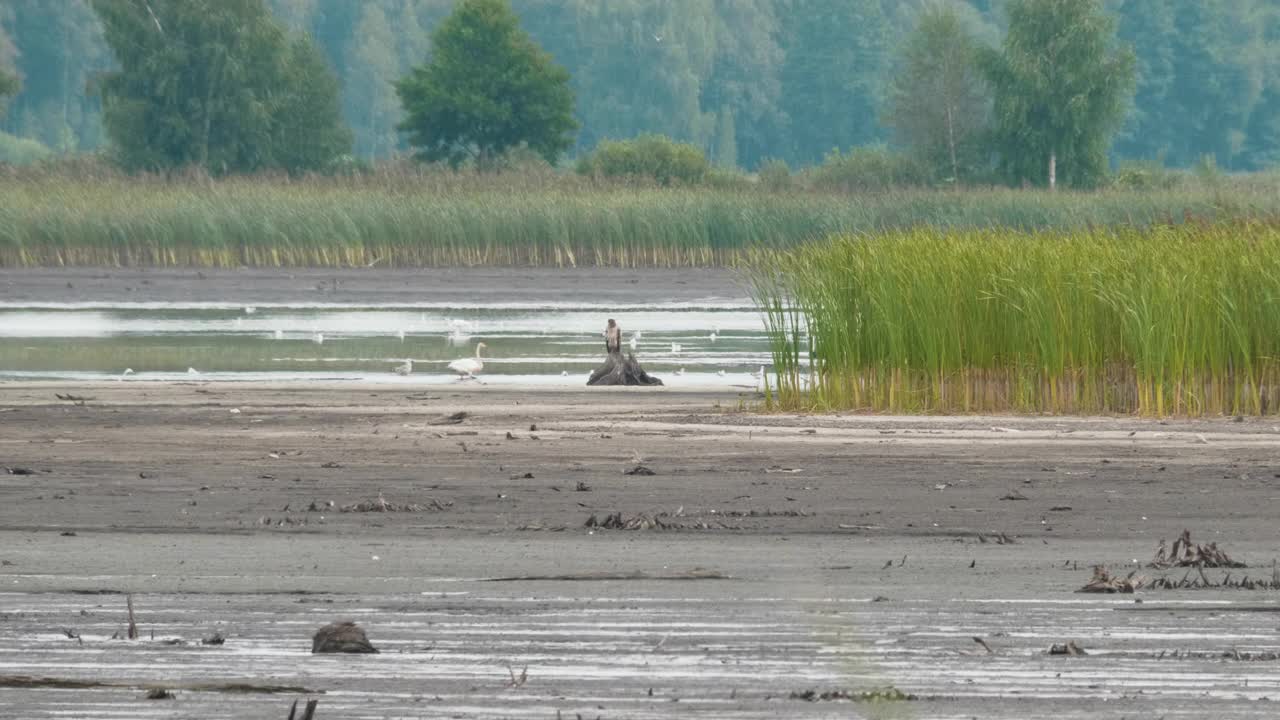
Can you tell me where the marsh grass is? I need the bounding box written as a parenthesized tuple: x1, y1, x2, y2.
(4, 163, 1280, 268)
(752, 222, 1280, 416)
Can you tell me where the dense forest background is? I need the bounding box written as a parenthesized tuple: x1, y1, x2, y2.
(2, 0, 1278, 172)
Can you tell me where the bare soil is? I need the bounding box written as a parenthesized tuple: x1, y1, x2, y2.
(2, 381, 1280, 718)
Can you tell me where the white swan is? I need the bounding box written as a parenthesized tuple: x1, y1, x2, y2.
(273, 329, 284, 340)
(120, 368, 134, 381)
(448, 342, 487, 380)
(717, 369, 726, 377)
(629, 335, 638, 350)
(394, 359, 413, 376)
(709, 332, 718, 342)
(313, 332, 324, 345)
(671, 343, 682, 354)
(187, 367, 200, 375)
(244, 306, 256, 315)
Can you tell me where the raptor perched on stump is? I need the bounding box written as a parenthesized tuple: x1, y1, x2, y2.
(588, 319, 662, 386)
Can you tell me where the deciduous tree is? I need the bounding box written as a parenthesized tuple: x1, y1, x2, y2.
(884, 2, 992, 182)
(979, 0, 1135, 188)
(396, 0, 577, 167)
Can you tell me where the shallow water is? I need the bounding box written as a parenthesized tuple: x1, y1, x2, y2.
(0, 301, 781, 387)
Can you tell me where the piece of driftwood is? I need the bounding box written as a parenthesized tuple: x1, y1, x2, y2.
(311, 621, 378, 654)
(1077, 565, 1144, 593)
(587, 351, 663, 386)
(1048, 641, 1088, 656)
(288, 699, 320, 720)
(1151, 529, 1246, 569)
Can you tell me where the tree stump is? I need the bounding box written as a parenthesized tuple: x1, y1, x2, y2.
(587, 350, 663, 386)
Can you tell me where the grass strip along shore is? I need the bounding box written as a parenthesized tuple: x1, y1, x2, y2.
(2, 171, 1278, 268)
(751, 222, 1280, 417)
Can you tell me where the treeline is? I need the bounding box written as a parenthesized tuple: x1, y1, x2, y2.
(1, 0, 1279, 173)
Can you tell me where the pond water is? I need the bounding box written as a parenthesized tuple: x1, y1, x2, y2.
(0, 300, 776, 387)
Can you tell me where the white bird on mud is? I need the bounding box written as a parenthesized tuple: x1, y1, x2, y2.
(187, 367, 200, 375)
(273, 329, 284, 340)
(313, 332, 324, 345)
(671, 343, 682, 354)
(629, 335, 638, 351)
(675, 367, 685, 376)
(120, 368, 134, 380)
(717, 369, 726, 377)
(448, 342, 487, 380)
(394, 359, 413, 376)
(561, 370, 569, 377)
(397, 329, 406, 341)
(244, 306, 256, 315)
(709, 332, 718, 342)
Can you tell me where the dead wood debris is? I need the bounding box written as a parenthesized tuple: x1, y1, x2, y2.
(789, 687, 916, 702)
(287, 699, 321, 720)
(201, 632, 226, 646)
(575, 481, 592, 492)
(976, 532, 1017, 544)
(1158, 648, 1280, 661)
(624, 465, 656, 476)
(1146, 567, 1280, 591)
(311, 621, 378, 654)
(1151, 529, 1246, 569)
(0, 676, 316, 694)
(583, 512, 740, 531)
(484, 568, 726, 582)
(428, 411, 468, 426)
(4, 467, 36, 476)
(145, 688, 175, 700)
(1048, 641, 1088, 656)
(1077, 566, 1145, 593)
(339, 494, 451, 513)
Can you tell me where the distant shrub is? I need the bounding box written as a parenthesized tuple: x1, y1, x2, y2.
(0, 132, 53, 166)
(807, 146, 930, 192)
(1111, 160, 1183, 190)
(577, 134, 710, 186)
(757, 158, 792, 191)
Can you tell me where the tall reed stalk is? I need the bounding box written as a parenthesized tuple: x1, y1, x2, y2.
(750, 223, 1280, 416)
(3, 167, 1280, 268)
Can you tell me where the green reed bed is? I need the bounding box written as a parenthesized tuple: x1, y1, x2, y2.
(751, 222, 1280, 416)
(2, 169, 1279, 268)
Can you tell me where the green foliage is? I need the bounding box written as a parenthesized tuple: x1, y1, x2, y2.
(576, 134, 710, 186)
(757, 158, 792, 191)
(807, 146, 930, 192)
(0, 69, 17, 103)
(0, 130, 51, 164)
(91, 0, 350, 175)
(780, 0, 888, 166)
(752, 223, 1280, 416)
(396, 0, 577, 167)
(273, 35, 354, 175)
(885, 2, 992, 182)
(979, 0, 1136, 188)
(1110, 160, 1183, 191)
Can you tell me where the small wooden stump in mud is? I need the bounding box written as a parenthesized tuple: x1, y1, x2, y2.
(587, 351, 663, 386)
(311, 621, 378, 654)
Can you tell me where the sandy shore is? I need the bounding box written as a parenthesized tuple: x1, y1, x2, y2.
(2, 381, 1279, 718)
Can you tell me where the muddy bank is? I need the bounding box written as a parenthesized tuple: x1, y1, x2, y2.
(1, 382, 1279, 718)
(0, 267, 746, 306)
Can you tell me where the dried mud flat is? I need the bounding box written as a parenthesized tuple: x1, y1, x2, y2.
(3, 381, 1280, 719)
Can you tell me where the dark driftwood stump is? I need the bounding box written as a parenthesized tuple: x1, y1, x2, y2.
(311, 621, 378, 654)
(587, 351, 663, 386)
